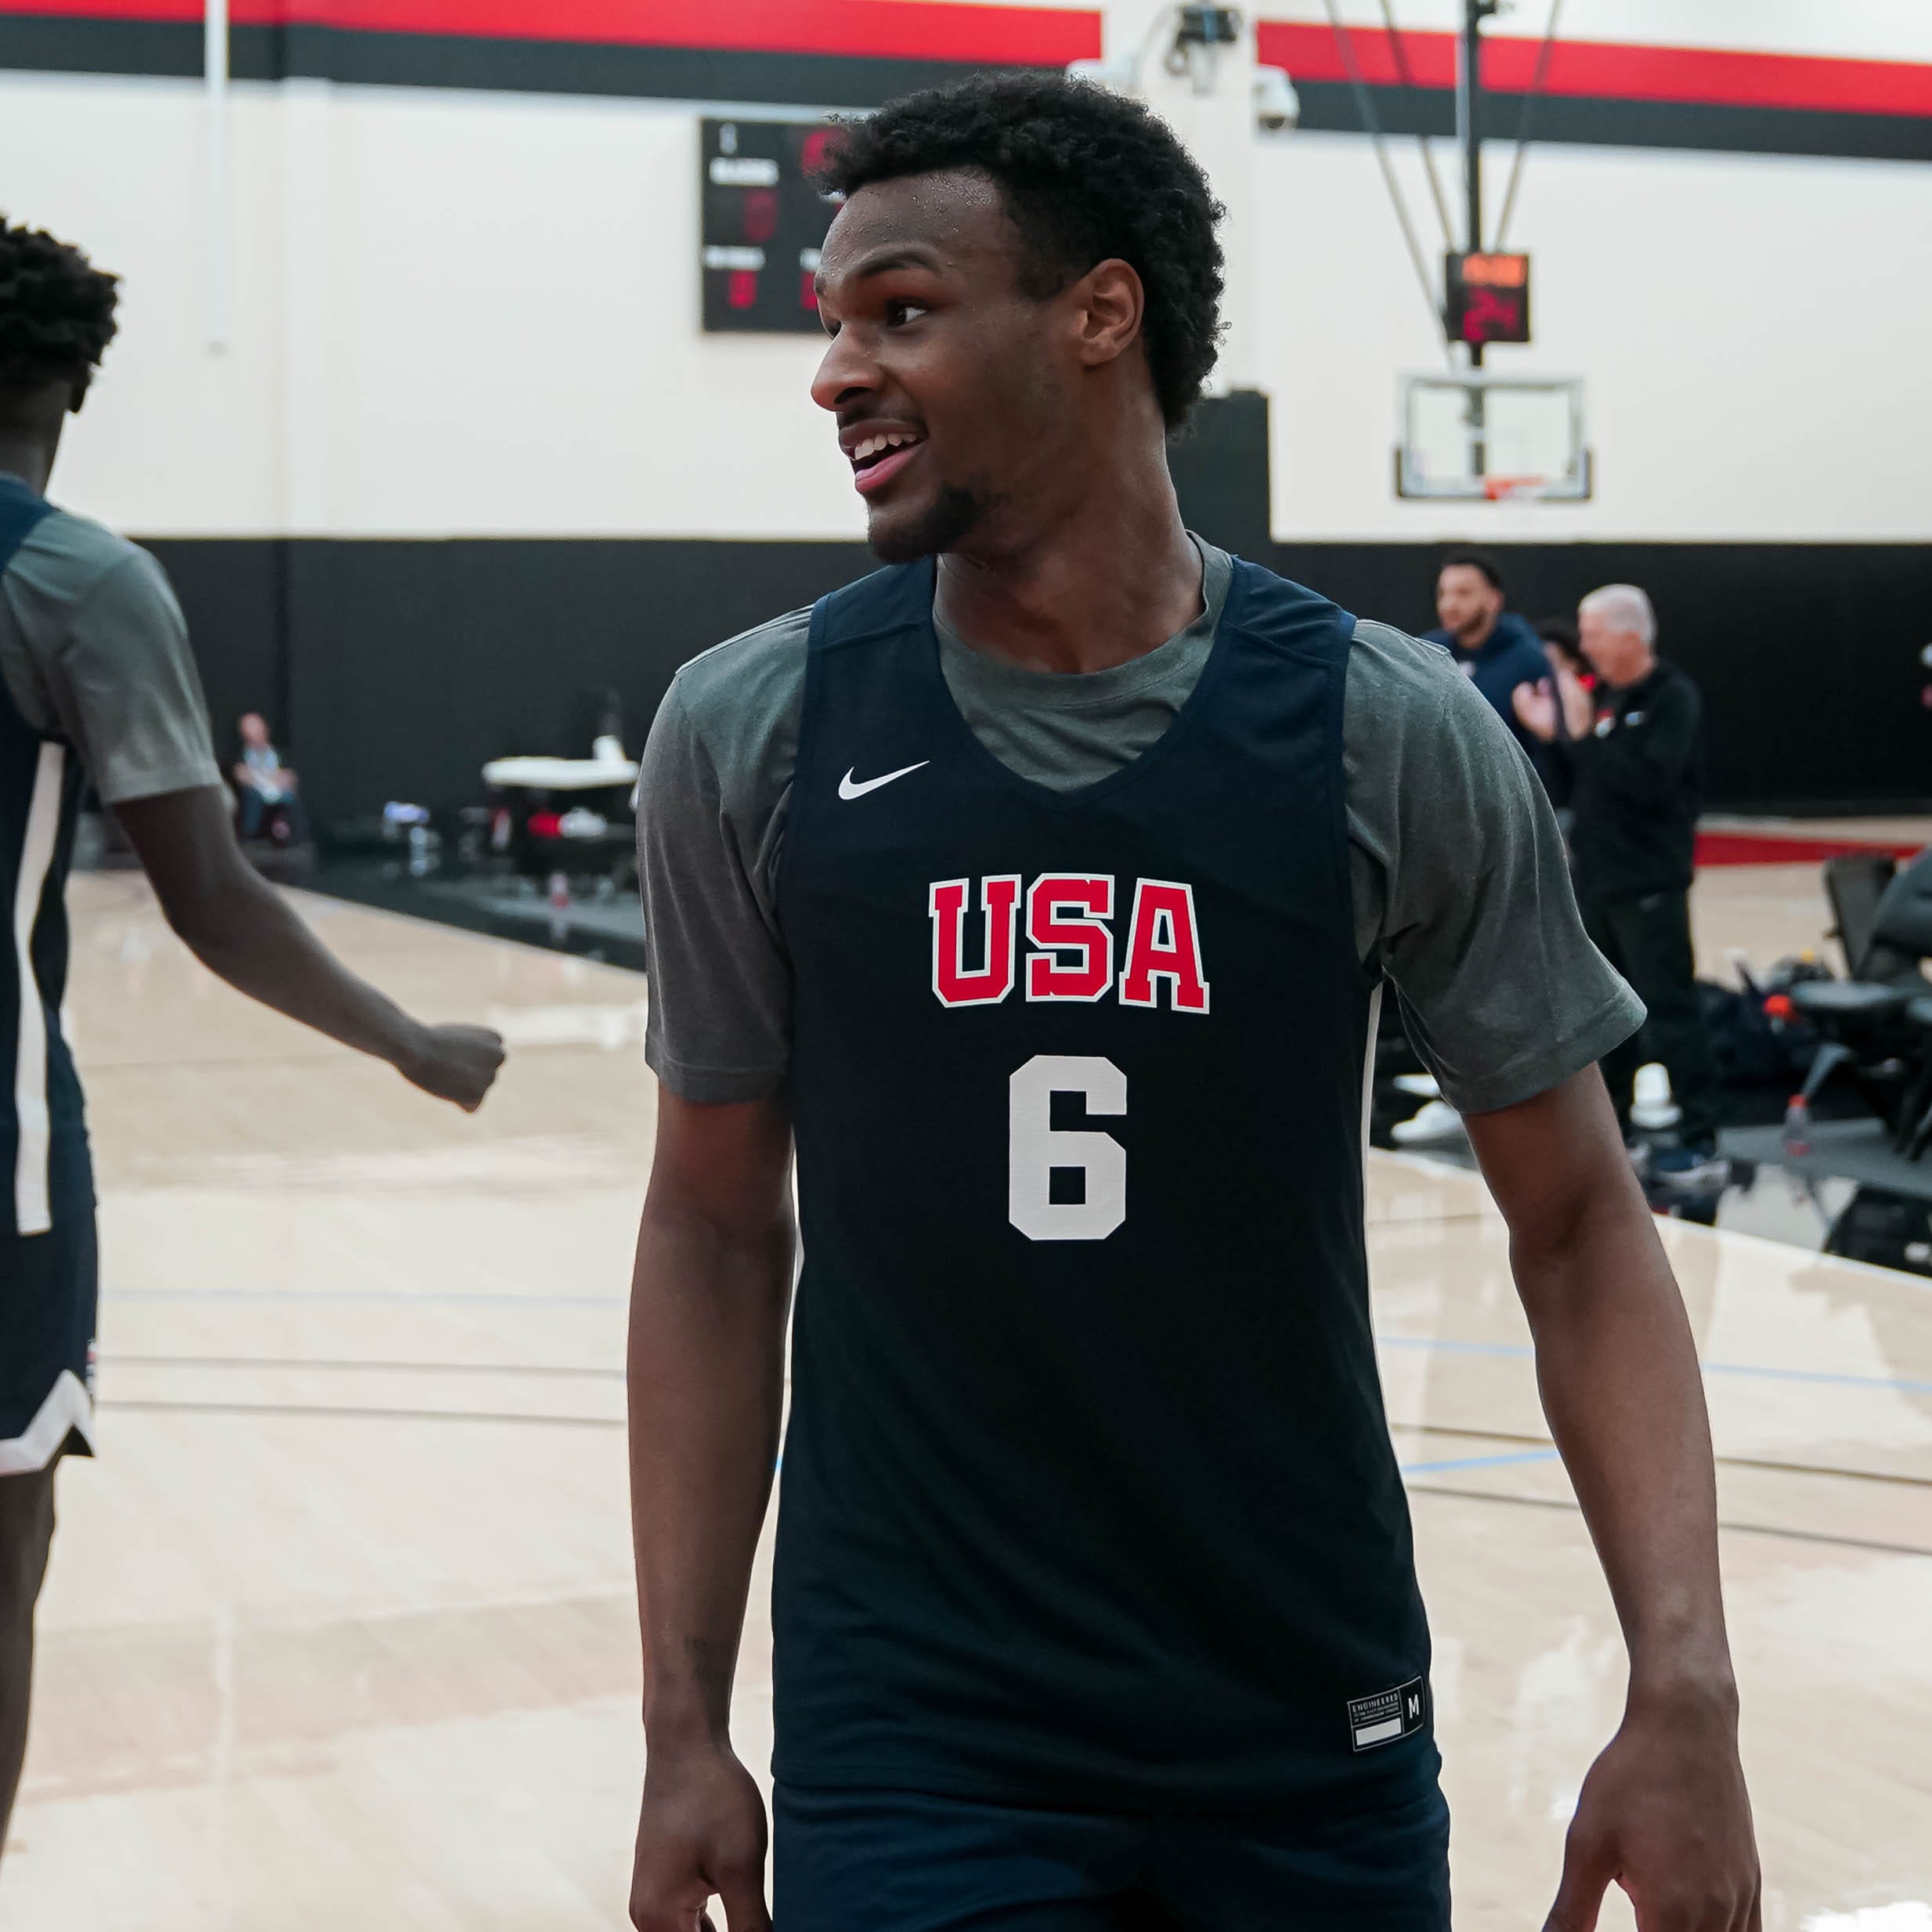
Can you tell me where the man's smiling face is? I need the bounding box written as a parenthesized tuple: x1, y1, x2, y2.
(810, 168, 1074, 564)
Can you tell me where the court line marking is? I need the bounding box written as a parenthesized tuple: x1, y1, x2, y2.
(100, 1353, 625, 1378)
(98, 1298, 1932, 1396)
(1389, 1419, 1932, 1491)
(1408, 1482, 1932, 1564)
(1367, 1210, 1496, 1229)
(99, 1364, 1931, 1490)
(1376, 1145, 1932, 1295)
(100, 1399, 620, 1428)
(93, 1403, 1932, 1561)
(1398, 1448, 1562, 1476)
(105, 1287, 627, 1308)
(1376, 1333, 1932, 1398)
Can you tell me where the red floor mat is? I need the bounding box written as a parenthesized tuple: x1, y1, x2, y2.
(1695, 831, 1927, 867)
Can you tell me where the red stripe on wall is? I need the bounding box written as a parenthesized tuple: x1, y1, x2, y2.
(1256, 21, 1932, 121)
(0, 0, 1103, 63)
(5, 0, 1931, 117)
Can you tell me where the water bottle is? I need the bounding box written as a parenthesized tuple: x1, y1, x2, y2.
(547, 869, 571, 915)
(1782, 1094, 1811, 1159)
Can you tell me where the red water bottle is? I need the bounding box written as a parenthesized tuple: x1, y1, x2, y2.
(1782, 1093, 1811, 1158)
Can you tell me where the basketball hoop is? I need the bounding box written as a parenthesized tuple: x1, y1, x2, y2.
(1395, 371, 1592, 502)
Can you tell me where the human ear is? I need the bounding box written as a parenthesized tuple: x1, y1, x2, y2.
(1068, 258, 1145, 371)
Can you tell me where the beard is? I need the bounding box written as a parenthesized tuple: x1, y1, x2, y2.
(868, 481, 991, 565)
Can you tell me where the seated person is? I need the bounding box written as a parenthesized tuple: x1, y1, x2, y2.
(232, 710, 307, 843)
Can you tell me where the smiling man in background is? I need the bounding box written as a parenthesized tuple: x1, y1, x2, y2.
(1426, 547, 1555, 779)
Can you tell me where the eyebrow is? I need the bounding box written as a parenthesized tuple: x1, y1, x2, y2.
(814, 244, 945, 298)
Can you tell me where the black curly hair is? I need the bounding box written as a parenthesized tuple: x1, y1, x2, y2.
(0, 216, 120, 395)
(819, 73, 1226, 429)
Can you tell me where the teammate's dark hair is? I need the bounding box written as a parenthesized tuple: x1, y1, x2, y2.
(0, 216, 120, 395)
(1439, 547, 1505, 595)
(818, 73, 1226, 430)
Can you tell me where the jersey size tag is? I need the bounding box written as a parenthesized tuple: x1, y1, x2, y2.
(1348, 1677, 1428, 1752)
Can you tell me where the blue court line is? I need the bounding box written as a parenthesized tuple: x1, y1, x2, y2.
(1698, 1359, 1932, 1396)
(1397, 1448, 1562, 1477)
(1373, 1333, 1932, 1399)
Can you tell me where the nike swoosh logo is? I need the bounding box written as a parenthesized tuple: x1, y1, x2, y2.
(839, 760, 929, 801)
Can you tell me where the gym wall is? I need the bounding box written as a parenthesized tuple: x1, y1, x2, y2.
(2, 0, 1928, 818)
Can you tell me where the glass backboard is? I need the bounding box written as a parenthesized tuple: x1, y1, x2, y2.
(1396, 371, 1592, 501)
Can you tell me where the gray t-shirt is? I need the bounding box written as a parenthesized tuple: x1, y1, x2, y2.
(637, 540, 1642, 1116)
(0, 500, 222, 803)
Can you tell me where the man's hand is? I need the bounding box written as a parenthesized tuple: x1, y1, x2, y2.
(1513, 677, 1561, 742)
(1555, 665, 1595, 738)
(630, 1743, 771, 1932)
(1546, 1689, 1760, 1932)
(399, 1022, 505, 1111)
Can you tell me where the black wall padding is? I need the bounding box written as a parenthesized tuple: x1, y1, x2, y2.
(1274, 540, 1932, 814)
(142, 538, 287, 775)
(139, 534, 1932, 825)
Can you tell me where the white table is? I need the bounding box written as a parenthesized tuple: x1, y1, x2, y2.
(482, 756, 639, 792)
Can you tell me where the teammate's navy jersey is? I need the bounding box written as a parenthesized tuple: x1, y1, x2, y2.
(774, 557, 1434, 1812)
(0, 475, 88, 1240)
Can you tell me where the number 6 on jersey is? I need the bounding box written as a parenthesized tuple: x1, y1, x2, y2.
(1009, 1054, 1127, 1242)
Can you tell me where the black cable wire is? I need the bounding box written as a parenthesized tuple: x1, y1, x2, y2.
(1373, 0, 1455, 250)
(1319, 0, 1449, 348)
(1492, 0, 1565, 251)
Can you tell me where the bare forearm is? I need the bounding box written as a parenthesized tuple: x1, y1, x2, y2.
(182, 874, 427, 1071)
(628, 1193, 793, 1750)
(1469, 1071, 1735, 1703)
(1514, 1194, 1734, 1703)
(119, 785, 423, 1072)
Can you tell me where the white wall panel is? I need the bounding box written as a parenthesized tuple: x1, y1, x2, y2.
(0, 73, 286, 533)
(2, 65, 1927, 542)
(310, 87, 854, 536)
(1260, 135, 1932, 540)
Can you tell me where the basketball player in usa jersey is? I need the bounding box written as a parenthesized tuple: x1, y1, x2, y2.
(0, 218, 504, 1869)
(625, 77, 1759, 1932)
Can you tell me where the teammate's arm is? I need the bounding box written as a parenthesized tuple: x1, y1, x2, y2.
(115, 785, 502, 1109)
(627, 1090, 792, 1932)
(1464, 1071, 1760, 1932)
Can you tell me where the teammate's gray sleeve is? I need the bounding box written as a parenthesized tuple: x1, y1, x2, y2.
(1343, 619, 1644, 1115)
(0, 516, 221, 803)
(637, 611, 807, 1103)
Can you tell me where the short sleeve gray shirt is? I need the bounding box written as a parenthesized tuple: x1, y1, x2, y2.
(0, 500, 222, 803)
(637, 540, 1641, 1116)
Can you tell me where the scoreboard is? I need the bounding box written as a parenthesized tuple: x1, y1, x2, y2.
(1443, 251, 1533, 346)
(701, 117, 840, 334)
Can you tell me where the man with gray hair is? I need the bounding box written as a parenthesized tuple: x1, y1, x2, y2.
(1517, 583, 1724, 1181)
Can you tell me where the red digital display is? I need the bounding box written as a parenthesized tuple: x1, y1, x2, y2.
(1444, 252, 1533, 346)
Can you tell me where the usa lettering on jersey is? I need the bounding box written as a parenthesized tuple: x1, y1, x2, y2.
(929, 873, 1209, 1014)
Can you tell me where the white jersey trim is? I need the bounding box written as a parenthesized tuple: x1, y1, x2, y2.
(1360, 980, 1383, 1181)
(12, 741, 66, 1237)
(0, 1369, 95, 1475)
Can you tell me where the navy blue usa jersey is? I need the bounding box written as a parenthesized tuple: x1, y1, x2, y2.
(1, 474, 88, 1242)
(772, 557, 1435, 1813)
